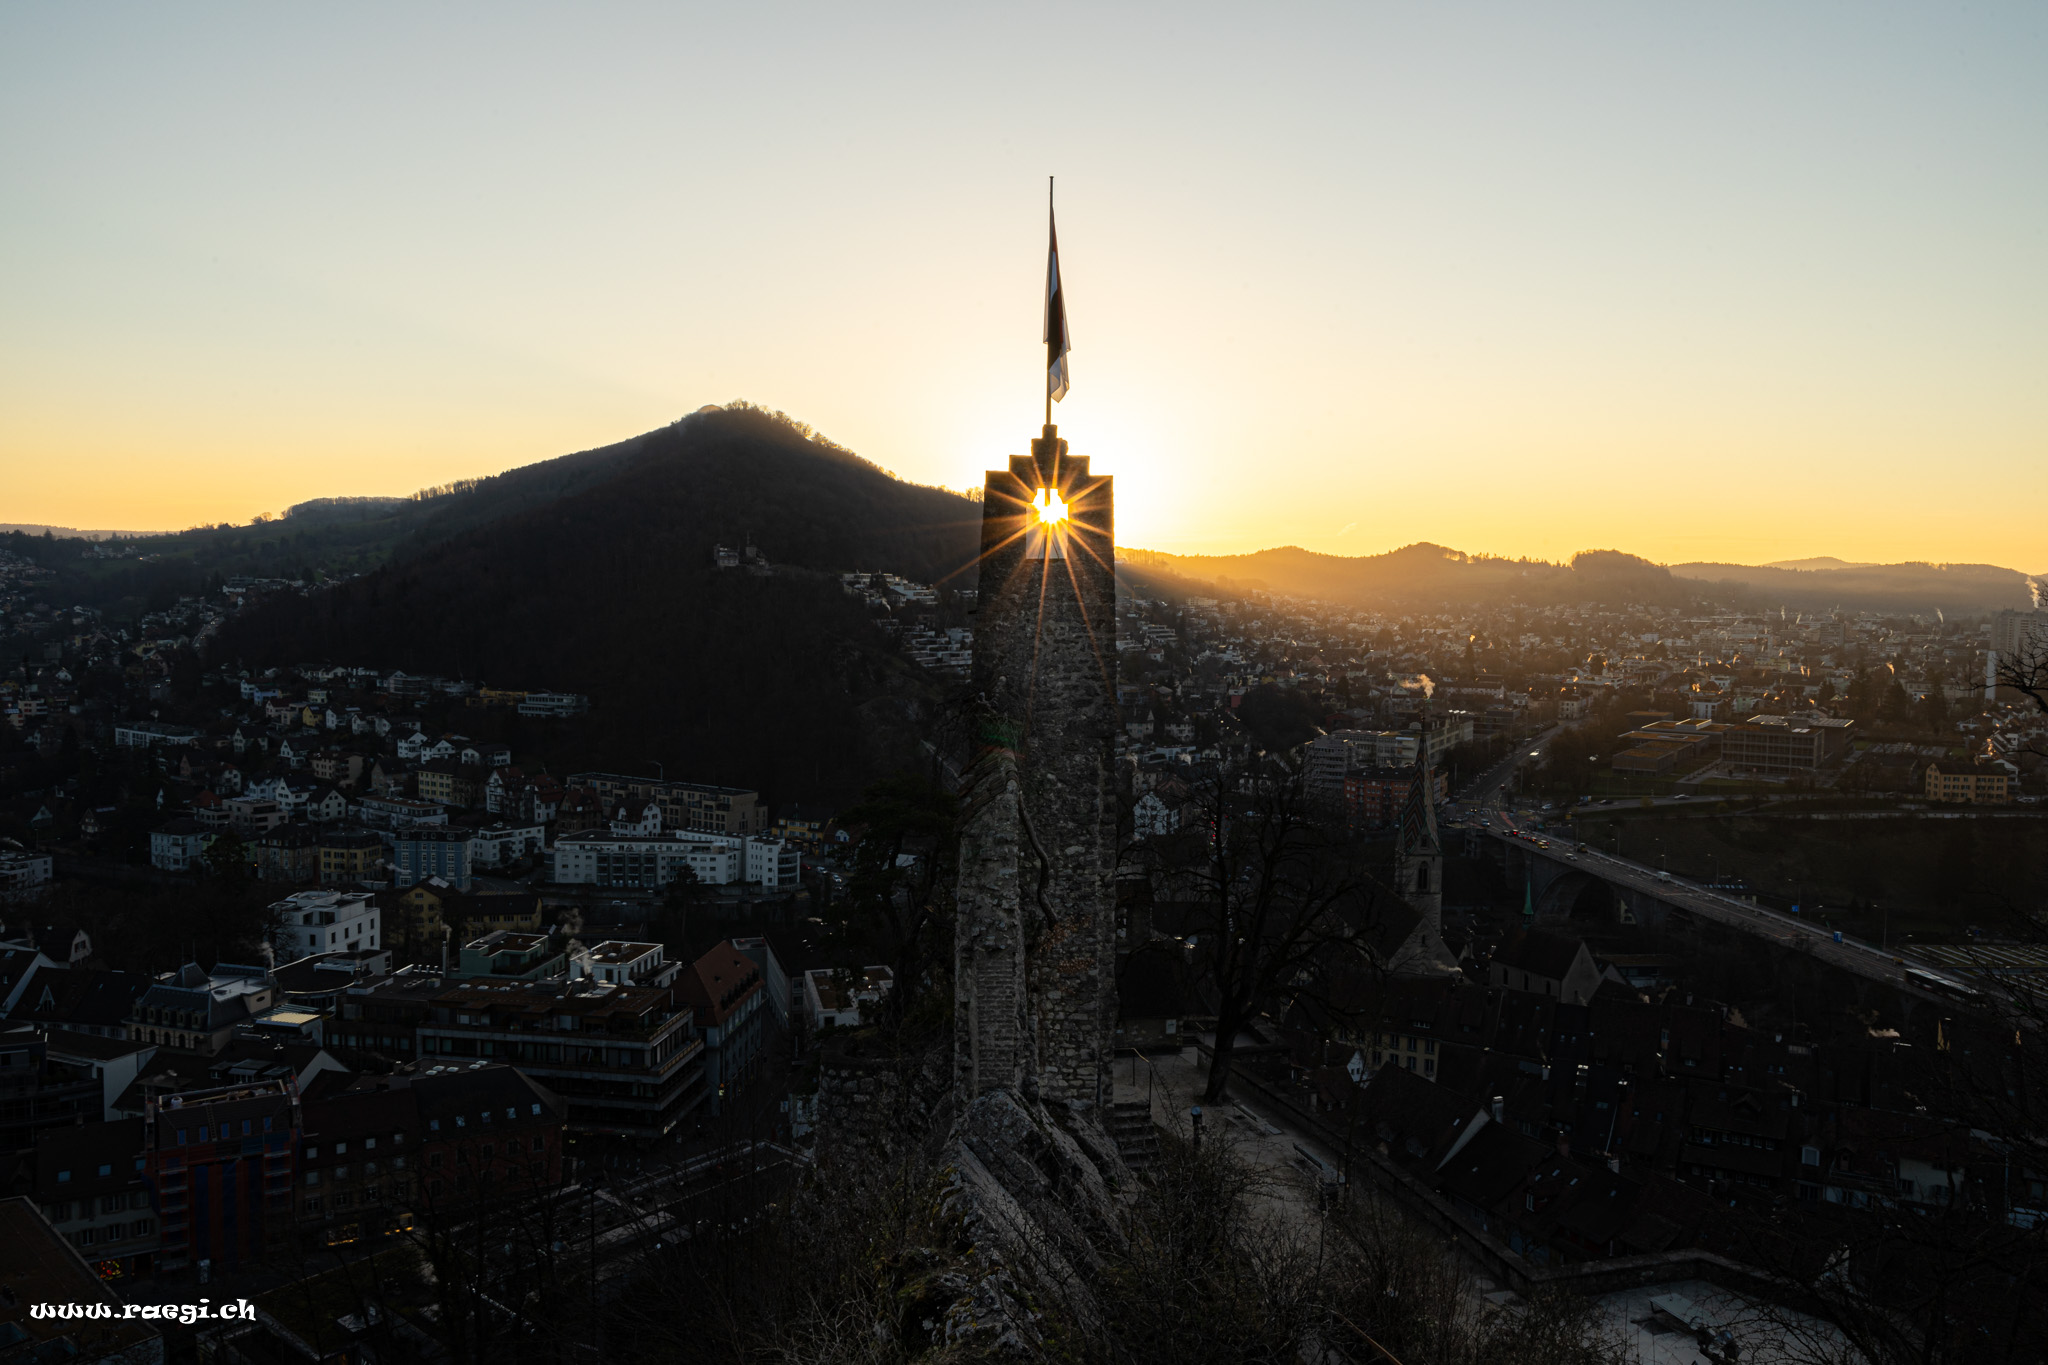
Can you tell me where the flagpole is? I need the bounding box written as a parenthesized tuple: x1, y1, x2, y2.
(1045, 175, 1054, 431)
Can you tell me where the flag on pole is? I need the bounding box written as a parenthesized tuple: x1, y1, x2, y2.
(1044, 195, 1070, 403)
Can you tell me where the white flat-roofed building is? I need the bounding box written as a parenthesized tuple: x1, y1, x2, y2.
(743, 836, 801, 889)
(355, 794, 449, 830)
(572, 940, 678, 989)
(466, 819, 547, 868)
(551, 831, 799, 891)
(149, 818, 209, 872)
(112, 720, 201, 749)
(802, 966, 893, 1029)
(268, 889, 380, 961)
(0, 852, 55, 899)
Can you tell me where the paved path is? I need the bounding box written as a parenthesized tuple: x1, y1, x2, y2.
(1114, 1044, 1359, 1232)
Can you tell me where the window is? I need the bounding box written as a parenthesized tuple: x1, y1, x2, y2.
(428, 1154, 443, 1170)
(430, 1120, 441, 1132)
(101, 1195, 123, 1214)
(336, 1166, 350, 1181)
(364, 1137, 376, 1150)
(56, 1170, 70, 1184)
(305, 1146, 319, 1160)
(305, 1172, 320, 1186)
(198, 1126, 209, 1142)
(1801, 1145, 1821, 1167)
(335, 1142, 347, 1155)
(97, 1164, 111, 1177)
(531, 1136, 545, 1153)
(481, 1144, 494, 1161)
(241, 1119, 252, 1137)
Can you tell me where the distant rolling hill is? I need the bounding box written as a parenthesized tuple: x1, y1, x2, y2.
(213, 405, 984, 807)
(0, 524, 154, 541)
(1117, 543, 1702, 609)
(1667, 560, 2036, 615)
(1122, 542, 2038, 617)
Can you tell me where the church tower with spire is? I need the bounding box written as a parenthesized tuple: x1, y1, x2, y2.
(1389, 758, 1459, 976)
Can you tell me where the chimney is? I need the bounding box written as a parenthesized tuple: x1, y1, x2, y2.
(1491, 1095, 1505, 1123)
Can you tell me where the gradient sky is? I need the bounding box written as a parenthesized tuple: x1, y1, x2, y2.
(4, 3, 2045, 568)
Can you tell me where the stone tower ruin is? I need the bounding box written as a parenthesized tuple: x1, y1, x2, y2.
(954, 423, 1119, 1111)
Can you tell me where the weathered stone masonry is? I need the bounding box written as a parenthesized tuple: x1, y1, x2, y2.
(956, 426, 1118, 1110)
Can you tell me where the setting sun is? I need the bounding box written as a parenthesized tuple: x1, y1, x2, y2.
(1032, 487, 1069, 526)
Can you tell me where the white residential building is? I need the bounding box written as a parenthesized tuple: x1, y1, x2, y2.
(0, 853, 54, 901)
(268, 889, 381, 961)
(801, 966, 894, 1029)
(551, 830, 800, 890)
(571, 940, 679, 989)
(466, 820, 547, 869)
(149, 819, 209, 872)
(1132, 791, 1181, 840)
(112, 721, 201, 749)
(552, 831, 741, 888)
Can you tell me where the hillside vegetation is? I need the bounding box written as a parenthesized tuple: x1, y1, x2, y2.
(209, 405, 986, 805)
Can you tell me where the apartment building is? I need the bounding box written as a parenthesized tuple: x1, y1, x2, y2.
(142, 1080, 298, 1273)
(269, 889, 381, 961)
(1720, 713, 1854, 773)
(415, 978, 705, 1139)
(551, 829, 800, 890)
(1924, 760, 2011, 805)
(33, 1118, 158, 1277)
(566, 772, 765, 835)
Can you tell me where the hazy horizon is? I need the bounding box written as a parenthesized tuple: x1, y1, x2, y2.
(5, 3, 2044, 566)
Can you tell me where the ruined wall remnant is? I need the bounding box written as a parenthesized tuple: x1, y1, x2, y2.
(958, 423, 1119, 1111)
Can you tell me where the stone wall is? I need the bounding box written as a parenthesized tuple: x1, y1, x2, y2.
(954, 750, 1029, 1099)
(813, 1037, 953, 1160)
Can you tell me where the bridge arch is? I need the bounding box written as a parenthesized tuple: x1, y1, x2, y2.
(1534, 869, 1625, 924)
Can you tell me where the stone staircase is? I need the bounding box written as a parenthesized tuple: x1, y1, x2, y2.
(1108, 1097, 1161, 1170)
